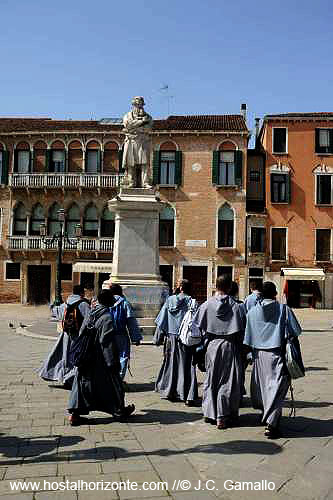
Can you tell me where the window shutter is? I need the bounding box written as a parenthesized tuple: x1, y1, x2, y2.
(235, 150, 243, 186)
(84, 151, 88, 172)
(97, 150, 101, 173)
(152, 150, 160, 185)
(270, 174, 275, 203)
(286, 173, 291, 203)
(118, 150, 124, 173)
(45, 150, 51, 172)
(174, 151, 182, 185)
(315, 129, 320, 153)
(330, 130, 333, 154)
(14, 150, 18, 173)
(212, 151, 219, 185)
(1, 151, 9, 184)
(316, 175, 321, 204)
(29, 150, 33, 173)
(64, 150, 68, 173)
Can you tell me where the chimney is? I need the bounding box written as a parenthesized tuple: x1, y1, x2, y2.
(241, 103, 247, 122)
(255, 117, 260, 139)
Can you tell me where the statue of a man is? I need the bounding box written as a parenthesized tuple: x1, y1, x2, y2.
(122, 96, 153, 188)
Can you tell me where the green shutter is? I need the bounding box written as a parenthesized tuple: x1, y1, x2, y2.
(235, 150, 243, 186)
(152, 150, 160, 185)
(1, 151, 9, 184)
(286, 174, 291, 203)
(316, 175, 321, 204)
(97, 150, 101, 173)
(45, 150, 51, 172)
(14, 149, 18, 173)
(118, 150, 124, 173)
(315, 129, 320, 153)
(212, 151, 219, 185)
(270, 174, 275, 202)
(174, 150, 182, 185)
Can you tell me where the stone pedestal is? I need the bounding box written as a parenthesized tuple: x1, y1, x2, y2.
(106, 188, 167, 318)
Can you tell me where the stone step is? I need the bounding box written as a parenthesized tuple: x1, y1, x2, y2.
(137, 317, 156, 327)
(139, 325, 155, 338)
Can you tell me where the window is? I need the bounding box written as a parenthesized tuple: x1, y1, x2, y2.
(218, 204, 234, 248)
(51, 150, 65, 172)
(29, 204, 44, 236)
(212, 150, 242, 186)
(16, 150, 30, 173)
(249, 170, 260, 182)
(66, 204, 80, 237)
(217, 266, 233, 280)
(316, 229, 331, 261)
(272, 128, 287, 153)
(101, 208, 115, 237)
(86, 150, 100, 173)
(83, 205, 98, 237)
(248, 268, 264, 294)
(315, 129, 333, 154)
(153, 150, 182, 185)
(60, 263, 72, 281)
(251, 227, 266, 253)
(0, 151, 2, 179)
(271, 228, 287, 260)
(0, 150, 9, 184)
(159, 205, 175, 246)
(160, 152, 176, 185)
(5, 262, 21, 280)
(271, 173, 290, 203)
(48, 203, 62, 236)
(13, 203, 27, 236)
(316, 175, 332, 205)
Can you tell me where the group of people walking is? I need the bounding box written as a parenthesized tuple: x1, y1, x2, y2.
(39, 275, 302, 438)
(154, 276, 302, 439)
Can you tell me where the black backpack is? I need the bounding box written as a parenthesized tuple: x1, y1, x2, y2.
(68, 314, 97, 369)
(62, 299, 88, 337)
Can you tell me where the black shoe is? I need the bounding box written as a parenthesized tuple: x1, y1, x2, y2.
(265, 424, 282, 439)
(185, 400, 196, 407)
(114, 404, 135, 421)
(204, 417, 217, 425)
(69, 415, 89, 426)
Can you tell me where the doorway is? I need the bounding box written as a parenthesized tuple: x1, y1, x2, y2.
(182, 265, 208, 304)
(160, 265, 173, 294)
(27, 265, 51, 304)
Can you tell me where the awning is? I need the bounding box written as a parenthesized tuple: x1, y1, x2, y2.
(281, 268, 325, 281)
(73, 262, 113, 273)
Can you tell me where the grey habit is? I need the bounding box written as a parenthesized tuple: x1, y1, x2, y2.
(68, 305, 124, 416)
(193, 294, 245, 421)
(153, 293, 198, 402)
(244, 299, 302, 427)
(38, 295, 90, 386)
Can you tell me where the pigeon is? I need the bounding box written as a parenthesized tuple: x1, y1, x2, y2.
(19, 322, 27, 328)
(8, 322, 14, 329)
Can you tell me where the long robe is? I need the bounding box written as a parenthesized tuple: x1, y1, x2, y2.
(38, 295, 90, 386)
(68, 305, 124, 416)
(109, 295, 143, 380)
(154, 293, 198, 402)
(244, 299, 302, 427)
(193, 294, 245, 421)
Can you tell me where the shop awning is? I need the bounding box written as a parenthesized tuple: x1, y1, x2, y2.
(73, 262, 113, 273)
(281, 268, 325, 281)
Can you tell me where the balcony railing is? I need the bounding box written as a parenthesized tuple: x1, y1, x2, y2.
(7, 236, 114, 252)
(8, 173, 124, 189)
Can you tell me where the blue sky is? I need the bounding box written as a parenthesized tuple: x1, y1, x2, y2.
(1, 0, 332, 133)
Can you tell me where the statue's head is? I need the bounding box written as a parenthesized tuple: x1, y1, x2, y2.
(131, 96, 145, 108)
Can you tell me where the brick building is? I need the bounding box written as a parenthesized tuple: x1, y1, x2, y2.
(260, 113, 333, 308)
(0, 110, 254, 305)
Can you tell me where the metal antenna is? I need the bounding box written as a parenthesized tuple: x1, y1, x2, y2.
(159, 84, 174, 116)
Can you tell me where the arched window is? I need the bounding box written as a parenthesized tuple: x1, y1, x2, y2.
(48, 203, 62, 236)
(66, 204, 80, 237)
(101, 207, 115, 237)
(218, 204, 234, 248)
(30, 204, 44, 235)
(50, 141, 66, 172)
(15, 142, 31, 173)
(13, 203, 27, 235)
(85, 141, 101, 173)
(159, 205, 175, 247)
(83, 204, 98, 237)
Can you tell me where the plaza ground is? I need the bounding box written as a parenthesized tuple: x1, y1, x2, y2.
(0, 305, 332, 499)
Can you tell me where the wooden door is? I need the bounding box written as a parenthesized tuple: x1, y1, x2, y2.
(27, 265, 51, 304)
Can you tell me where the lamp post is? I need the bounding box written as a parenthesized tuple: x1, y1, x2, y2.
(40, 209, 82, 306)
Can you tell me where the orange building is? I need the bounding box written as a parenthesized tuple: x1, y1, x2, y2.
(260, 113, 333, 308)
(0, 110, 252, 305)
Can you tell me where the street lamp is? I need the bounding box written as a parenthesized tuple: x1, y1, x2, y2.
(40, 209, 82, 306)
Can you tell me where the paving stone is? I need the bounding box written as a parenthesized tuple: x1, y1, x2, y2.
(4, 463, 57, 480)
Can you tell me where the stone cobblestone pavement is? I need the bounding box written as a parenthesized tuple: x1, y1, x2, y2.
(0, 305, 332, 499)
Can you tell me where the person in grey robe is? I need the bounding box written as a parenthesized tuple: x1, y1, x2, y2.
(244, 281, 302, 439)
(193, 275, 245, 429)
(68, 289, 135, 426)
(38, 285, 90, 388)
(153, 279, 198, 405)
(108, 284, 142, 380)
(244, 280, 263, 312)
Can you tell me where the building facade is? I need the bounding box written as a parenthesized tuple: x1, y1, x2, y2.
(260, 113, 333, 308)
(0, 112, 252, 305)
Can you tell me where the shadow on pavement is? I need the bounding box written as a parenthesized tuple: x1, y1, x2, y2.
(305, 366, 329, 372)
(282, 417, 333, 438)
